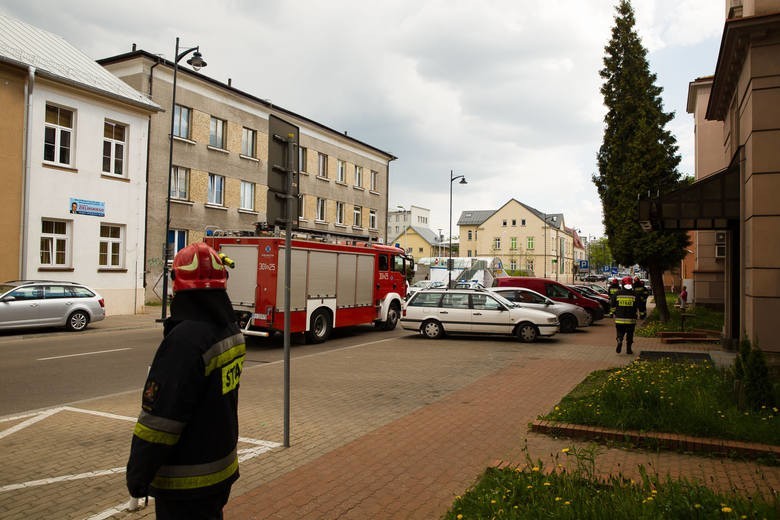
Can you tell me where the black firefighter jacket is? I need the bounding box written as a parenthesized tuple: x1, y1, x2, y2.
(126, 290, 245, 500)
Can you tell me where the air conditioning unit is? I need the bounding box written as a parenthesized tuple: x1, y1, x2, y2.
(715, 244, 726, 259)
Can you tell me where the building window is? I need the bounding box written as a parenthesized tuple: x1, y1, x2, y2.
(354, 166, 363, 187)
(527, 236, 535, 250)
(370, 170, 378, 191)
(168, 229, 187, 258)
(502, 219, 507, 227)
(240, 181, 255, 210)
(369, 209, 377, 230)
(526, 259, 535, 273)
(467, 250, 472, 257)
(337, 160, 346, 182)
(170, 166, 189, 200)
(467, 230, 473, 241)
(102, 121, 126, 176)
(209, 116, 227, 148)
(299, 147, 308, 173)
(521, 219, 526, 226)
(173, 104, 191, 138)
(44, 104, 73, 166)
(493, 237, 501, 250)
(336, 202, 345, 224)
(208, 173, 225, 205)
(318, 152, 328, 178)
(241, 127, 256, 157)
(40, 219, 69, 267)
(510, 237, 517, 250)
(99, 224, 124, 268)
(353, 206, 362, 227)
(316, 198, 326, 221)
(510, 259, 517, 271)
(298, 195, 305, 219)
(512, 219, 517, 226)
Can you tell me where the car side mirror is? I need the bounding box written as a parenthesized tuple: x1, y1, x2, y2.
(1, 296, 15, 302)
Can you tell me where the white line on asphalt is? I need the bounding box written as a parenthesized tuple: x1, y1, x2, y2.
(37, 347, 132, 361)
(0, 407, 61, 440)
(244, 336, 399, 371)
(0, 466, 126, 492)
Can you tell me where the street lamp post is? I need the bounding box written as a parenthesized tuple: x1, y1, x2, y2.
(396, 205, 407, 253)
(449, 170, 467, 287)
(160, 37, 207, 321)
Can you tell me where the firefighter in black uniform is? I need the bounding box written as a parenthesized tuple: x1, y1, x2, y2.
(127, 242, 243, 519)
(607, 277, 620, 317)
(633, 276, 649, 319)
(614, 276, 638, 355)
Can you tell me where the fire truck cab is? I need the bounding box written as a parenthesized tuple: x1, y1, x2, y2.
(204, 233, 411, 343)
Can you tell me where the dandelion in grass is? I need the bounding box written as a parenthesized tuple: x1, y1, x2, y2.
(555, 497, 562, 502)
(532, 466, 540, 472)
(561, 448, 570, 454)
(544, 482, 552, 487)
(722, 506, 733, 513)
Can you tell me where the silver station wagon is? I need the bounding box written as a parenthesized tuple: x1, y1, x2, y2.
(401, 288, 559, 342)
(0, 280, 106, 332)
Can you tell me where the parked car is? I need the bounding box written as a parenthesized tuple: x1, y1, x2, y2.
(569, 284, 611, 315)
(494, 277, 605, 322)
(401, 287, 559, 342)
(489, 286, 591, 332)
(453, 280, 486, 289)
(0, 280, 106, 332)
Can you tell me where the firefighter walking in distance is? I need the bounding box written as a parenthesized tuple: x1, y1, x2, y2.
(633, 276, 649, 319)
(127, 242, 244, 519)
(607, 277, 620, 317)
(614, 276, 638, 355)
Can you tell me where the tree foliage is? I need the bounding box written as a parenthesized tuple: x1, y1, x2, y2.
(593, 0, 689, 321)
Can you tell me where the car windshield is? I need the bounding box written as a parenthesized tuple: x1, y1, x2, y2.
(489, 291, 515, 308)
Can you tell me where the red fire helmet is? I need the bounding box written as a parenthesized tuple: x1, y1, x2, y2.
(171, 242, 228, 292)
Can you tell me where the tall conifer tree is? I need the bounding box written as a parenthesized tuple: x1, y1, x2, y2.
(593, 0, 689, 321)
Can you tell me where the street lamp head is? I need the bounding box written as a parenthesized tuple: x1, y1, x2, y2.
(187, 50, 207, 70)
(459, 177, 467, 185)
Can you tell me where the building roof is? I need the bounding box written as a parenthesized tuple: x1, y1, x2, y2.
(98, 49, 397, 161)
(0, 13, 159, 111)
(457, 198, 565, 230)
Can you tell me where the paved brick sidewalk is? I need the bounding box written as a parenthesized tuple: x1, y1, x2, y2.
(224, 324, 778, 519)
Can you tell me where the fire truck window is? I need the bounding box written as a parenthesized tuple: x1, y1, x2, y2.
(392, 255, 405, 273)
(378, 255, 389, 271)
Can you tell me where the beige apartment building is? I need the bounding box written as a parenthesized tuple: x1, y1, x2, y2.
(644, 0, 780, 358)
(457, 199, 582, 284)
(100, 48, 395, 304)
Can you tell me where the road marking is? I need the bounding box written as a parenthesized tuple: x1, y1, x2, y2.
(0, 466, 126, 492)
(37, 347, 131, 361)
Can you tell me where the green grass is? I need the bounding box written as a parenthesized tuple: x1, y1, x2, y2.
(636, 294, 724, 337)
(444, 448, 779, 519)
(542, 360, 780, 446)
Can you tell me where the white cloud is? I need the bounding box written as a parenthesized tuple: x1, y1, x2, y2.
(0, 0, 724, 239)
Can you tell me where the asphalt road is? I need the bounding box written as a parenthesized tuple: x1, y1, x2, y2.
(0, 324, 408, 417)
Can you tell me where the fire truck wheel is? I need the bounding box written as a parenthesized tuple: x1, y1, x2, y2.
(306, 309, 332, 344)
(421, 319, 444, 339)
(382, 302, 401, 331)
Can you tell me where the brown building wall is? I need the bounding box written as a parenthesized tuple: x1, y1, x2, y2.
(0, 64, 26, 281)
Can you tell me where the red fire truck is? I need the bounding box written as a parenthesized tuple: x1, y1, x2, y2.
(204, 233, 411, 343)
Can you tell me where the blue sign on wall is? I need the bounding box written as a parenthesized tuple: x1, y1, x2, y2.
(69, 198, 105, 217)
(579, 260, 589, 270)
(611, 267, 619, 275)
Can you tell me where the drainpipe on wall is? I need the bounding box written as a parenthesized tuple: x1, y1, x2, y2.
(20, 66, 36, 279)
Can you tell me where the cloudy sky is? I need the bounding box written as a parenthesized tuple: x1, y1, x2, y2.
(1, 1, 725, 239)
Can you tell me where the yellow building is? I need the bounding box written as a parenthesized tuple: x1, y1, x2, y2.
(457, 199, 582, 284)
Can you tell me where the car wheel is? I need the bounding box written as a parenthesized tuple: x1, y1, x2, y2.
(585, 308, 599, 323)
(559, 314, 577, 333)
(382, 302, 401, 331)
(305, 309, 332, 344)
(66, 310, 89, 331)
(516, 322, 538, 343)
(582, 311, 593, 326)
(421, 319, 444, 339)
